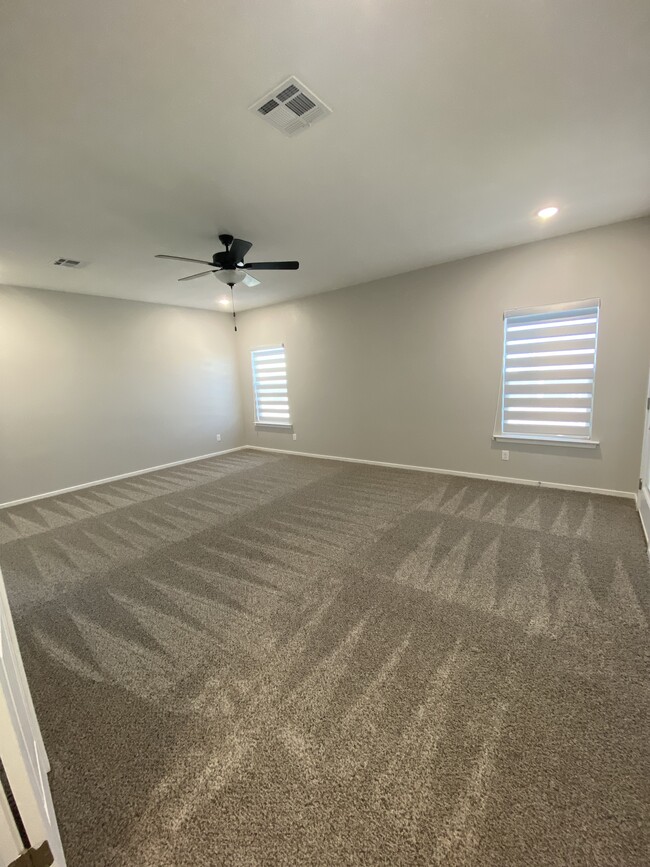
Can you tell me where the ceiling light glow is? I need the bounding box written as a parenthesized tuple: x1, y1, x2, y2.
(218, 298, 229, 306)
(537, 206, 559, 219)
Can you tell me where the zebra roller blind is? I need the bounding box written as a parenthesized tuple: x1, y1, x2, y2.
(251, 345, 292, 425)
(500, 300, 600, 440)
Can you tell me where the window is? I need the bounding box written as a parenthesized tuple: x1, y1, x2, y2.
(251, 345, 292, 426)
(496, 299, 600, 446)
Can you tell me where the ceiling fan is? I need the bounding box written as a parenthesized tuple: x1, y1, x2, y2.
(156, 234, 299, 287)
(156, 234, 299, 331)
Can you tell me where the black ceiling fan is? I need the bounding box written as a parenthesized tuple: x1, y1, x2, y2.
(156, 234, 298, 285)
(156, 234, 299, 331)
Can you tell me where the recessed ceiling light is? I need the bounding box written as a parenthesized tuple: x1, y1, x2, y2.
(537, 206, 559, 219)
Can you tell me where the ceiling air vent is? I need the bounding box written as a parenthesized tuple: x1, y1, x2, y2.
(53, 258, 85, 268)
(250, 76, 331, 137)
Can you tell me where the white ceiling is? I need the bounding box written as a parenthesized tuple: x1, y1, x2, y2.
(0, 0, 648, 311)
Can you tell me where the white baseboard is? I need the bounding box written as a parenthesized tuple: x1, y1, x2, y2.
(0, 446, 246, 509)
(246, 445, 636, 500)
(2, 443, 636, 510)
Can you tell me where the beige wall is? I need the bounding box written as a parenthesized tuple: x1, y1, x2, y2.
(237, 218, 650, 494)
(0, 286, 243, 503)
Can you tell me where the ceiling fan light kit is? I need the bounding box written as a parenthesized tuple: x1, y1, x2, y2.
(156, 233, 299, 331)
(217, 269, 246, 285)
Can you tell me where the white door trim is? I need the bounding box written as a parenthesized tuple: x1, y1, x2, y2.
(0, 566, 66, 865)
(637, 367, 650, 552)
(0, 784, 23, 865)
(638, 486, 650, 548)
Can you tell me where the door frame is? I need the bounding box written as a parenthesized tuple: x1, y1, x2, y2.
(0, 783, 23, 865)
(638, 367, 650, 551)
(0, 566, 66, 866)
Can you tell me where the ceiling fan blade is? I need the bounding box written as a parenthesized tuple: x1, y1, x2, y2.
(178, 270, 219, 282)
(156, 254, 215, 266)
(244, 261, 299, 270)
(242, 274, 261, 288)
(229, 238, 253, 265)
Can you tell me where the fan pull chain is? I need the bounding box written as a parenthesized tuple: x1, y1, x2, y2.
(230, 284, 237, 332)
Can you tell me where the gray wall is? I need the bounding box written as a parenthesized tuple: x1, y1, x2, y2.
(2, 218, 648, 503)
(0, 286, 243, 503)
(237, 218, 650, 494)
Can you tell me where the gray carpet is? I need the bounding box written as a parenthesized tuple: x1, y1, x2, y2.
(0, 449, 648, 866)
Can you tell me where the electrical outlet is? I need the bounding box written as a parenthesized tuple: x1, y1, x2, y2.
(501, 450, 509, 461)
(217, 434, 221, 442)
(292, 433, 297, 441)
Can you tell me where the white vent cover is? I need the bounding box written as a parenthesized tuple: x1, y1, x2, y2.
(250, 76, 331, 137)
(53, 258, 85, 268)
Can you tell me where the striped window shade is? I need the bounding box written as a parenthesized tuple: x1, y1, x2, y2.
(251, 345, 292, 425)
(499, 300, 600, 441)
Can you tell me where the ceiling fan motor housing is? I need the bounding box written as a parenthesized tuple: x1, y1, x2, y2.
(214, 237, 247, 268)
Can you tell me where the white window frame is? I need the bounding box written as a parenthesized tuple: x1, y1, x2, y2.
(493, 298, 601, 449)
(251, 344, 293, 429)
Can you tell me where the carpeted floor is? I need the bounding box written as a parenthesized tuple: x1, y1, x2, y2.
(0, 448, 648, 866)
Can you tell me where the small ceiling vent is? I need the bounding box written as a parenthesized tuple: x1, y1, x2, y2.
(53, 258, 85, 268)
(250, 76, 331, 137)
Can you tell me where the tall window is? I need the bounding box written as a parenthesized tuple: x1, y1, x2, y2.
(251, 345, 292, 425)
(498, 300, 600, 443)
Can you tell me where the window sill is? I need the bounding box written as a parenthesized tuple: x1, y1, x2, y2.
(255, 422, 294, 431)
(493, 434, 599, 449)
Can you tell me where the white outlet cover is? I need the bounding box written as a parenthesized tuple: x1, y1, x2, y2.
(501, 450, 509, 460)
(292, 433, 297, 441)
